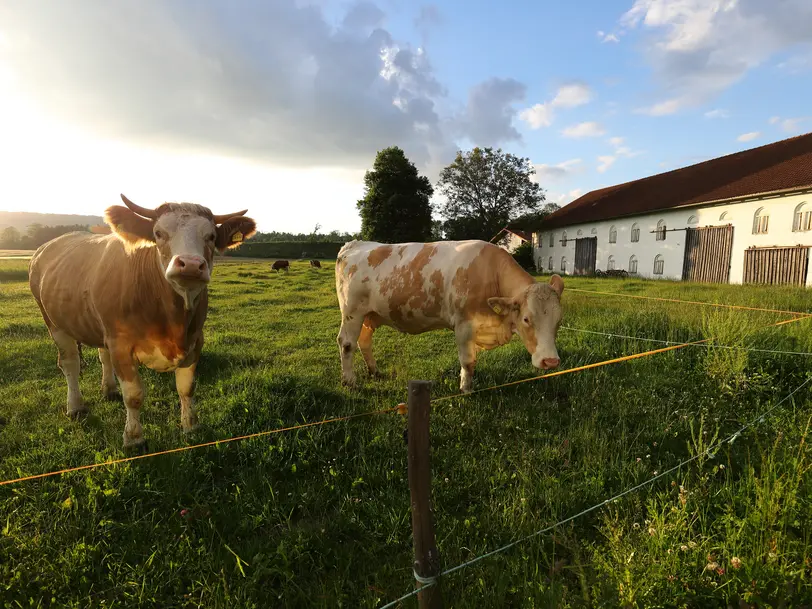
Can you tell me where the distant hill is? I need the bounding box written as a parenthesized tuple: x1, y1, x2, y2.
(0, 211, 105, 231)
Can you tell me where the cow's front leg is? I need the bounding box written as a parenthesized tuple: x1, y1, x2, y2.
(175, 363, 200, 434)
(337, 314, 365, 386)
(110, 348, 147, 450)
(98, 347, 121, 400)
(455, 323, 477, 393)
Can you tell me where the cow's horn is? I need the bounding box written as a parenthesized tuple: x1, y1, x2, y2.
(120, 193, 158, 219)
(213, 209, 248, 224)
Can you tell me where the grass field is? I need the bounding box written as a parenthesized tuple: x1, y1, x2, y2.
(2, 256, 812, 608)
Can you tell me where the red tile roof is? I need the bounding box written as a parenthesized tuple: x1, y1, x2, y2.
(542, 132, 812, 229)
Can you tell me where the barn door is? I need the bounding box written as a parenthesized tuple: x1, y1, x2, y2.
(574, 237, 597, 276)
(743, 246, 810, 286)
(681, 225, 734, 283)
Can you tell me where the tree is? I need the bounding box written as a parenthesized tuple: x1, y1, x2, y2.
(356, 146, 434, 243)
(436, 147, 544, 242)
(0, 226, 21, 248)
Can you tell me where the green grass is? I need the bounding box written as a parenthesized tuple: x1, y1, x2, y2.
(2, 257, 812, 608)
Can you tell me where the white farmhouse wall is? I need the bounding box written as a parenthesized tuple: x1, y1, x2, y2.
(498, 232, 526, 253)
(533, 189, 812, 285)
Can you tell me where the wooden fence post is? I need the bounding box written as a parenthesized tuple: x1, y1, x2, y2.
(407, 379, 444, 609)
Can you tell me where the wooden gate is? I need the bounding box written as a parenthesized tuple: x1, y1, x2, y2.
(681, 225, 734, 283)
(574, 237, 597, 276)
(743, 246, 810, 286)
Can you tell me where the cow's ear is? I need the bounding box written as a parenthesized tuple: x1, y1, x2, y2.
(549, 274, 564, 297)
(104, 205, 156, 247)
(216, 216, 257, 252)
(488, 296, 517, 316)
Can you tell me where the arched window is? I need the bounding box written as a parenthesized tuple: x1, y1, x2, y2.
(577, 229, 583, 236)
(549, 232, 555, 247)
(609, 225, 617, 244)
(548, 256, 553, 271)
(656, 219, 667, 241)
(687, 215, 698, 225)
(793, 202, 812, 232)
(653, 254, 664, 275)
(591, 228, 598, 235)
(719, 211, 729, 222)
(753, 207, 769, 234)
(561, 231, 568, 246)
(607, 255, 616, 271)
(631, 223, 640, 242)
(561, 257, 567, 273)
(629, 255, 638, 274)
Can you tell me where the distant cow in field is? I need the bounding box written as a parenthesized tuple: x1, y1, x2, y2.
(28, 194, 256, 449)
(272, 259, 290, 272)
(310, 259, 321, 268)
(335, 240, 564, 392)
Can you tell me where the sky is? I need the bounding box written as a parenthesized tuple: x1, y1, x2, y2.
(0, 0, 811, 234)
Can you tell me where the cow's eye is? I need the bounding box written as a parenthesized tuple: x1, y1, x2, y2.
(155, 230, 166, 240)
(523, 317, 530, 324)
(207, 233, 216, 242)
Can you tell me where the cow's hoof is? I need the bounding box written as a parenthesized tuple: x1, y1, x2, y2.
(341, 377, 357, 388)
(123, 438, 148, 455)
(67, 405, 89, 419)
(367, 369, 383, 379)
(102, 387, 122, 401)
(182, 423, 201, 435)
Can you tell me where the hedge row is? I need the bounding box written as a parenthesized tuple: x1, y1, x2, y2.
(225, 241, 347, 259)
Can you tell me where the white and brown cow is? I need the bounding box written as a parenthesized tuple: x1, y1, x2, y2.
(28, 194, 256, 449)
(335, 239, 564, 392)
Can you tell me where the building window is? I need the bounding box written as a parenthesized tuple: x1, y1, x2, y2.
(653, 254, 664, 275)
(629, 255, 638, 274)
(591, 228, 598, 235)
(793, 203, 812, 232)
(561, 231, 568, 246)
(656, 220, 667, 241)
(687, 215, 698, 225)
(753, 207, 769, 234)
(561, 257, 567, 272)
(631, 223, 640, 242)
(609, 225, 617, 244)
(577, 229, 583, 236)
(549, 232, 555, 247)
(548, 256, 553, 271)
(607, 255, 616, 271)
(719, 211, 729, 221)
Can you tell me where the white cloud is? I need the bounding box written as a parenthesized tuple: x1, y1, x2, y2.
(619, 0, 812, 111)
(533, 158, 583, 181)
(561, 121, 606, 138)
(519, 82, 592, 130)
(568, 188, 584, 200)
(597, 30, 620, 43)
(552, 83, 592, 108)
(637, 97, 686, 116)
(608, 136, 624, 147)
(737, 131, 761, 142)
(769, 116, 781, 125)
(597, 155, 616, 173)
(549, 188, 585, 205)
(519, 103, 553, 129)
(780, 117, 808, 134)
(704, 108, 730, 119)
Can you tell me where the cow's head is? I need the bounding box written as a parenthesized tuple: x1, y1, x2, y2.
(487, 274, 564, 370)
(104, 194, 257, 306)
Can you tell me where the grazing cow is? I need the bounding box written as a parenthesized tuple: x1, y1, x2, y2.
(272, 259, 290, 272)
(28, 194, 256, 449)
(335, 240, 564, 392)
(310, 259, 321, 268)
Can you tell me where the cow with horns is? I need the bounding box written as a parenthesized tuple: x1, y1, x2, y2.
(28, 194, 257, 450)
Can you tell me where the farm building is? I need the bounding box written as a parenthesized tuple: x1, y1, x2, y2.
(492, 226, 530, 253)
(532, 132, 812, 286)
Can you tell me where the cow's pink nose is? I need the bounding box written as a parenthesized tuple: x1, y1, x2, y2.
(542, 358, 560, 370)
(168, 255, 209, 281)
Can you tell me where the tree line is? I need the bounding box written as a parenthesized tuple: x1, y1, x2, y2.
(0, 224, 93, 250)
(356, 146, 560, 245)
